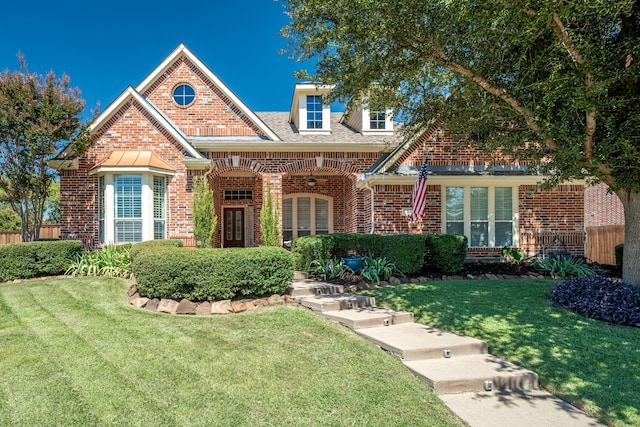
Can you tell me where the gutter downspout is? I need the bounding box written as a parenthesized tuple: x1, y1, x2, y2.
(363, 180, 375, 234)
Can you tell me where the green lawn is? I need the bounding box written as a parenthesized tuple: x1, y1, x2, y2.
(362, 279, 640, 427)
(0, 277, 464, 427)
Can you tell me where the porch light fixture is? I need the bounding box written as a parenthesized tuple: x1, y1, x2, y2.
(307, 174, 317, 187)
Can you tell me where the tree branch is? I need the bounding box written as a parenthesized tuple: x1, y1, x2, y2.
(549, 13, 597, 169)
(432, 46, 559, 152)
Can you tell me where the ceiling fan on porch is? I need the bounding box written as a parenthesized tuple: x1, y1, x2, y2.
(306, 172, 327, 187)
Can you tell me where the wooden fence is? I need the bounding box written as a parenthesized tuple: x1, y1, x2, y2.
(0, 225, 61, 245)
(586, 225, 625, 265)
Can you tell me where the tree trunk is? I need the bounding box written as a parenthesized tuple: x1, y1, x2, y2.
(618, 189, 640, 286)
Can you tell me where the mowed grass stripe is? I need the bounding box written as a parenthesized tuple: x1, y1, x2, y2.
(2, 282, 178, 425)
(1, 278, 464, 426)
(0, 289, 101, 426)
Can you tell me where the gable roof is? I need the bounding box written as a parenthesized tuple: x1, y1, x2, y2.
(136, 43, 281, 141)
(89, 86, 203, 159)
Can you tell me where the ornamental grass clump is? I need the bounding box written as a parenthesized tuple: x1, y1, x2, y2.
(66, 244, 133, 279)
(550, 274, 640, 327)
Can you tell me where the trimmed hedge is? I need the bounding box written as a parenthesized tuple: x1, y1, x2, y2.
(424, 234, 468, 274)
(292, 233, 467, 275)
(132, 246, 293, 301)
(0, 240, 83, 282)
(129, 239, 184, 261)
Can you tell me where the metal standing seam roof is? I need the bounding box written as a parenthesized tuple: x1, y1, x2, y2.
(90, 150, 176, 172)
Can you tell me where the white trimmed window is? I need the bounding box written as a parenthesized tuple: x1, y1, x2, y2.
(282, 194, 332, 242)
(444, 186, 516, 247)
(307, 95, 323, 129)
(97, 173, 167, 245)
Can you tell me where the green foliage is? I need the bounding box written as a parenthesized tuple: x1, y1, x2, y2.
(192, 176, 217, 248)
(501, 246, 526, 264)
(260, 183, 281, 246)
(425, 234, 468, 274)
(292, 233, 425, 274)
(0, 201, 20, 231)
(361, 255, 399, 284)
(132, 246, 293, 301)
(0, 240, 83, 281)
(283, 0, 640, 285)
(310, 257, 346, 281)
(615, 243, 624, 272)
(0, 54, 90, 242)
(129, 239, 183, 261)
(532, 256, 597, 279)
(66, 245, 133, 279)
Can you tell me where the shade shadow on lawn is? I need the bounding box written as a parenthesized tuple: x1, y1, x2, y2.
(363, 279, 640, 427)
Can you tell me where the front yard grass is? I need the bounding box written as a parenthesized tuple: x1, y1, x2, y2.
(0, 277, 464, 427)
(362, 279, 640, 427)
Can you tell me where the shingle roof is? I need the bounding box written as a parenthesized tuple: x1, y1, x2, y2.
(256, 112, 404, 145)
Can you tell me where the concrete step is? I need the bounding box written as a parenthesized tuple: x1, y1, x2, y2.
(289, 280, 344, 298)
(321, 307, 414, 329)
(404, 354, 539, 394)
(356, 322, 488, 361)
(297, 294, 376, 312)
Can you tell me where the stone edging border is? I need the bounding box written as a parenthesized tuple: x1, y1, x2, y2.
(126, 283, 297, 315)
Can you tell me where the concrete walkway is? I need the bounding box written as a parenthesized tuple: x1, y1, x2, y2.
(291, 278, 604, 427)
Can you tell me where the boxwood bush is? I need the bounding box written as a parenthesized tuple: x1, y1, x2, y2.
(424, 234, 468, 274)
(132, 246, 293, 301)
(292, 233, 467, 275)
(550, 274, 640, 326)
(129, 239, 184, 261)
(0, 240, 83, 282)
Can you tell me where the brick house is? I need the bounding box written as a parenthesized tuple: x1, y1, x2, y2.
(51, 44, 586, 259)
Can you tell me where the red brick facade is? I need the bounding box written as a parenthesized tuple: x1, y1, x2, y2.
(56, 44, 586, 259)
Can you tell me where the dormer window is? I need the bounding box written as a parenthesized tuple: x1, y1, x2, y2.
(289, 83, 333, 135)
(370, 111, 386, 130)
(307, 95, 323, 129)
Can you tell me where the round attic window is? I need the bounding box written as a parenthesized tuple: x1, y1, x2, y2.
(172, 84, 195, 106)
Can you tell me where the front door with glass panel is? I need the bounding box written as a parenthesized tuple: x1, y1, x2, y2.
(223, 208, 245, 247)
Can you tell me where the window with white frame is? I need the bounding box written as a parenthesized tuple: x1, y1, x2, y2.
(445, 186, 515, 247)
(369, 111, 386, 129)
(306, 95, 323, 129)
(282, 194, 331, 241)
(97, 174, 167, 245)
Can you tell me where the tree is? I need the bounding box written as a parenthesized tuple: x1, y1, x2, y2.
(192, 176, 217, 248)
(283, 0, 640, 285)
(0, 54, 90, 242)
(260, 183, 281, 246)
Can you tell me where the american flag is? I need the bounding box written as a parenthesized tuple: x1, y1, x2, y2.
(411, 158, 429, 221)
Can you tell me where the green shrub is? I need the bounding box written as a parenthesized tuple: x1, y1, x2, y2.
(425, 234, 468, 274)
(361, 255, 400, 284)
(615, 243, 624, 271)
(132, 246, 293, 301)
(0, 240, 83, 282)
(292, 234, 426, 275)
(129, 239, 183, 261)
(533, 256, 596, 278)
(66, 244, 133, 279)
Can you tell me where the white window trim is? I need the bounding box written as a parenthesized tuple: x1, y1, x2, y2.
(441, 184, 519, 248)
(98, 173, 166, 245)
(362, 107, 394, 135)
(299, 94, 331, 134)
(282, 193, 333, 240)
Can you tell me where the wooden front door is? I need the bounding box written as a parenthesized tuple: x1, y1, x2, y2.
(223, 208, 245, 247)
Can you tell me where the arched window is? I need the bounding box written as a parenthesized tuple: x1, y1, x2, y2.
(282, 194, 332, 242)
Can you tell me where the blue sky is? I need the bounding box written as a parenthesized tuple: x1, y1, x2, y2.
(0, 0, 312, 119)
